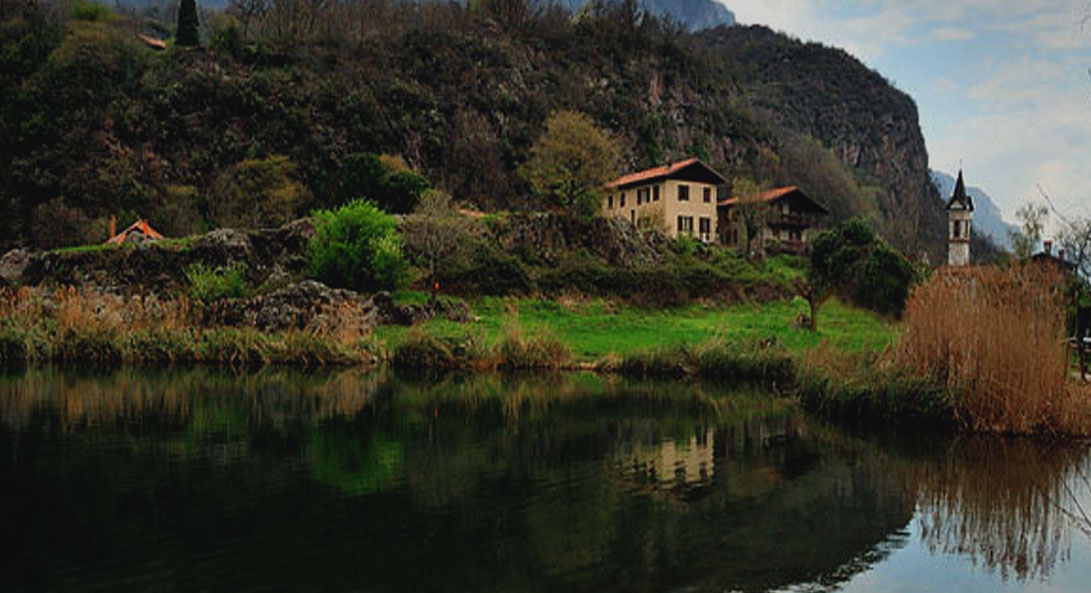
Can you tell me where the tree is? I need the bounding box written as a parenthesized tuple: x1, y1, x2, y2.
(519, 110, 620, 219)
(1009, 203, 1048, 260)
(731, 177, 769, 259)
(810, 219, 918, 318)
(333, 153, 431, 214)
(403, 190, 475, 303)
(176, 0, 200, 47)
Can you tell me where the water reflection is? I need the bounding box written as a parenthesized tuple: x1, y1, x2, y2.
(910, 437, 1091, 582)
(0, 368, 1089, 593)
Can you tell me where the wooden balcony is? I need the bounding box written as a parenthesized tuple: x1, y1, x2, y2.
(767, 213, 817, 227)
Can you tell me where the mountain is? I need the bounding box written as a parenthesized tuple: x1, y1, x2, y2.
(1, 1, 939, 258)
(930, 170, 1015, 249)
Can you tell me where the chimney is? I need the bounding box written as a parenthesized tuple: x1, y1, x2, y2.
(1044, 240, 1053, 257)
(109, 214, 116, 240)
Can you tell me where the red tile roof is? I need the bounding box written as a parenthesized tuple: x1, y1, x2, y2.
(138, 34, 168, 50)
(606, 157, 702, 188)
(718, 186, 799, 207)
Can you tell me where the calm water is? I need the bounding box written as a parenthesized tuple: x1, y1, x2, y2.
(1, 368, 1089, 593)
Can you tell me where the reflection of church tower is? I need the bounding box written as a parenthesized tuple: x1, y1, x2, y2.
(945, 170, 974, 266)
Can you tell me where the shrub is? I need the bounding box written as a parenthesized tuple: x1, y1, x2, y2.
(308, 199, 409, 292)
(186, 263, 248, 301)
(495, 326, 570, 370)
(811, 219, 918, 317)
(439, 242, 531, 296)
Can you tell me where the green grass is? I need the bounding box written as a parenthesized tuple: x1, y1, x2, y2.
(49, 243, 127, 255)
(373, 296, 896, 362)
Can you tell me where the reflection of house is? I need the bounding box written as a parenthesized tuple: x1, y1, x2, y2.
(718, 186, 829, 254)
(603, 158, 726, 241)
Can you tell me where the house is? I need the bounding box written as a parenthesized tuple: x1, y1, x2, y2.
(718, 186, 829, 254)
(603, 158, 726, 242)
(106, 219, 165, 245)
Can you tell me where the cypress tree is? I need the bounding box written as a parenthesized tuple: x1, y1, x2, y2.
(176, 0, 199, 47)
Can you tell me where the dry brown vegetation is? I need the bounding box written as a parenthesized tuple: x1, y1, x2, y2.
(0, 286, 375, 367)
(896, 265, 1091, 435)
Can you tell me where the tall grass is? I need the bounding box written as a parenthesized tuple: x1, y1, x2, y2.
(896, 265, 1091, 434)
(0, 286, 374, 367)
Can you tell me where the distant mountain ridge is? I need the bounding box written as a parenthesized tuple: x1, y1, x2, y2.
(930, 170, 1015, 249)
(558, 0, 736, 30)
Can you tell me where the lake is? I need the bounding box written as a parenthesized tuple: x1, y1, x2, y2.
(1, 368, 1089, 593)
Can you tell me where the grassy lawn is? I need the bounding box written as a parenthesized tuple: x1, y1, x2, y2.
(375, 293, 897, 361)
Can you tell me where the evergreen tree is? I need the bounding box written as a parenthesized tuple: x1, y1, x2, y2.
(176, 0, 199, 47)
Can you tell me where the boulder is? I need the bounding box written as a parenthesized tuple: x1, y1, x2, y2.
(211, 280, 376, 333)
(0, 249, 33, 286)
(196, 228, 253, 262)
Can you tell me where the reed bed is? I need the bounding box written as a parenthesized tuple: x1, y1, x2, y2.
(896, 265, 1091, 435)
(0, 286, 375, 367)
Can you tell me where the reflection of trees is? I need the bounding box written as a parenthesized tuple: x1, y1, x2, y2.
(12, 370, 1091, 592)
(909, 437, 1091, 581)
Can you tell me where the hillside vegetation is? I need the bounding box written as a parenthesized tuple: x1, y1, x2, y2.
(1, 0, 942, 260)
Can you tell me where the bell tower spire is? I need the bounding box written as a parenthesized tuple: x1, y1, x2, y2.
(945, 169, 974, 266)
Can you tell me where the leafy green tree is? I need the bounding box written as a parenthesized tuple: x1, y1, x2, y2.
(176, 0, 199, 47)
(519, 110, 620, 219)
(810, 219, 918, 318)
(308, 199, 408, 292)
(334, 153, 431, 214)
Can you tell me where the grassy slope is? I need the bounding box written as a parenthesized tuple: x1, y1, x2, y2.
(375, 294, 896, 361)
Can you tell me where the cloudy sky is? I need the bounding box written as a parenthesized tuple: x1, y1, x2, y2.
(722, 0, 1091, 228)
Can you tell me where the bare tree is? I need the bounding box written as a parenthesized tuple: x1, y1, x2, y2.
(732, 177, 769, 259)
(1009, 203, 1048, 260)
(402, 190, 475, 303)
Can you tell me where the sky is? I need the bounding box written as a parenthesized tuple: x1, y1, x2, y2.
(721, 0, 1091, 228)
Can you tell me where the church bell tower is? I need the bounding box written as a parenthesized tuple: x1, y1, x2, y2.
(945, 170, 974, 267)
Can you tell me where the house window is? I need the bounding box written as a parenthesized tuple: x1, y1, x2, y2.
(703, 187, 711, 203)
(653, 185, 660, 201)
(678, 185, 690, 202)
(699, 217, 711, 241)
(631, 210, 636, 225)
(608, 195, 614, 209)
(953, 220, 961, 238)
(620, 193, 626, 208)
(677, 216, 694, 235)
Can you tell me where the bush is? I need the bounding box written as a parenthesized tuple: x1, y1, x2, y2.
(811, 219, 918, 317)
(186, 263, 248, 301)
(438, 242, 532, 296)
(308, 200, 409, 292)
(495, 327, 570, 370)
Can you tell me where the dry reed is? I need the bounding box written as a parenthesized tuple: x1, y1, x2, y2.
(896, 265, 1091, 434)
(0, 286, 374, 367)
